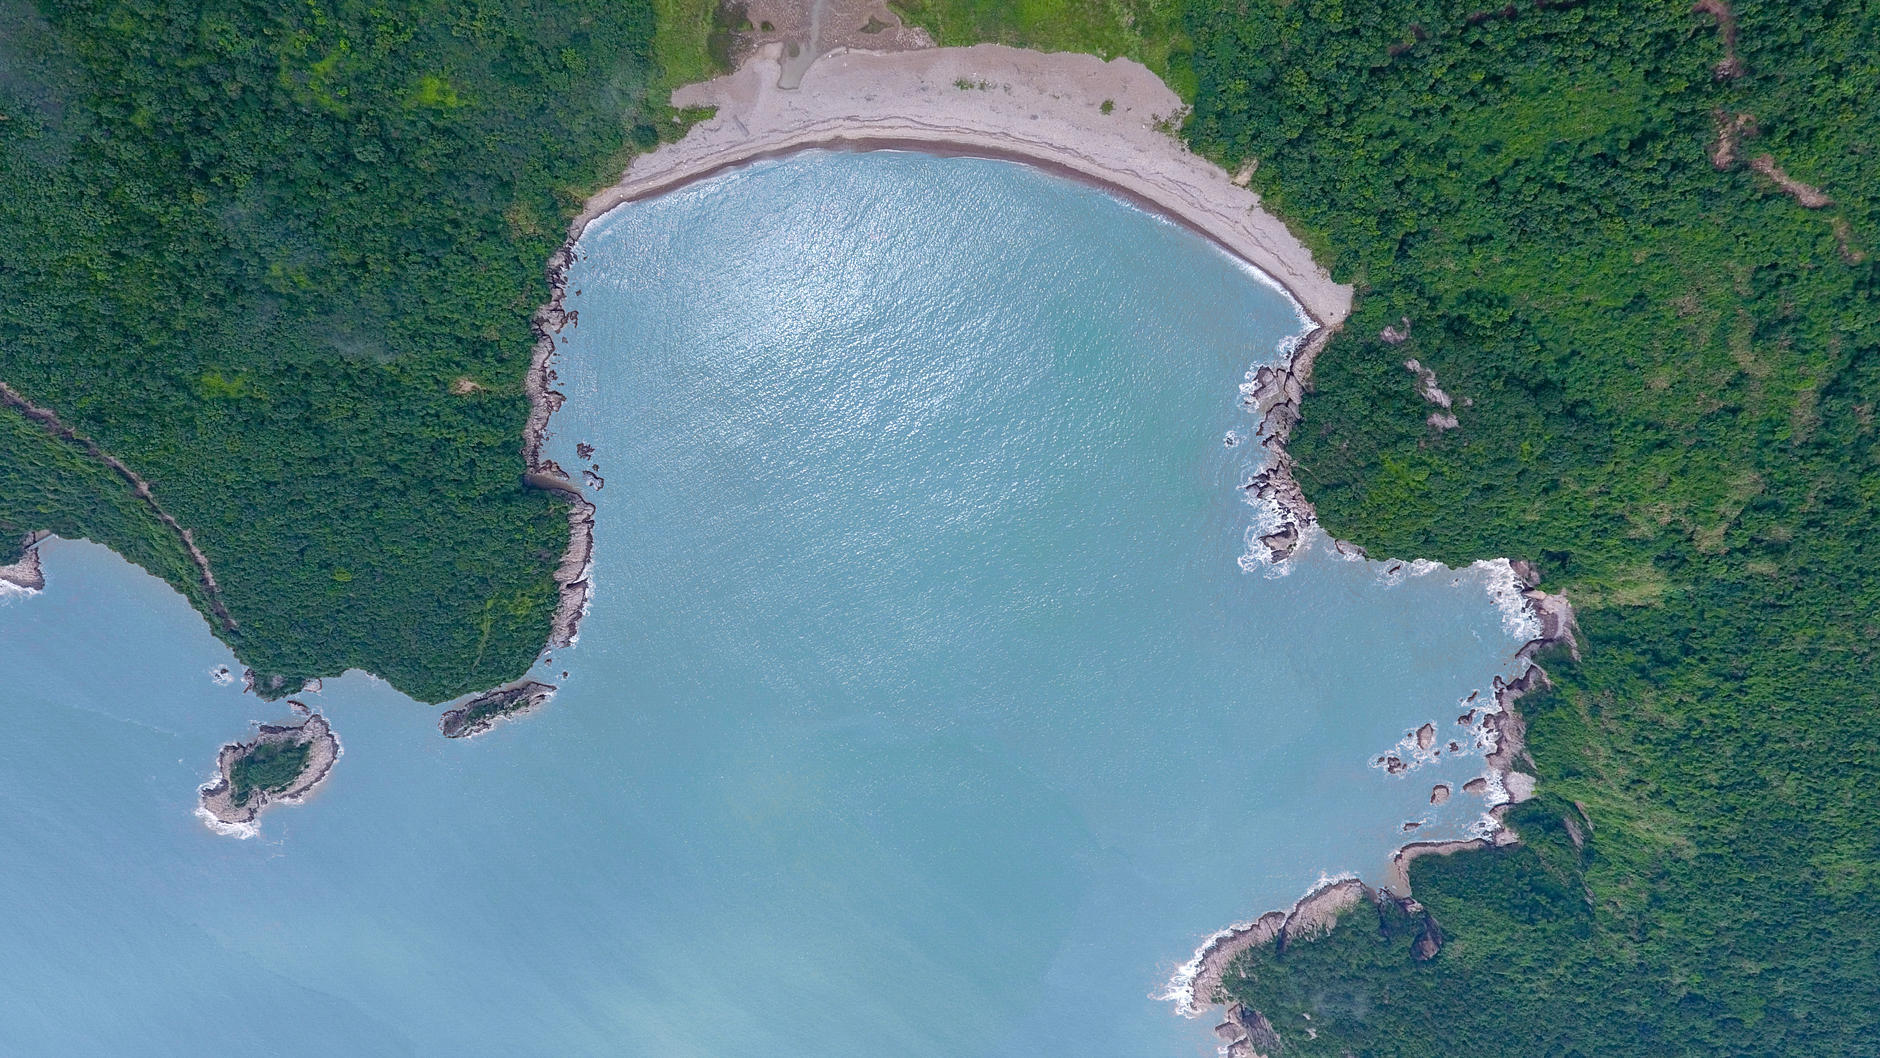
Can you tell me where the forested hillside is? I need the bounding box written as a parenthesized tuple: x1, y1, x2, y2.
(0, 0, 710, 700)
(8, 0, 1878, 1046)
(1190, 0, 1879, 1052)
(903, 0, 1880, 1051)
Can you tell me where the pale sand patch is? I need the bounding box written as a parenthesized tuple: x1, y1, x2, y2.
(575, 43, 1352, 331)
(519, 40, 1353, 685)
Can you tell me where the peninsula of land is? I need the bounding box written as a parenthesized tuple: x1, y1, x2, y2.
(0, 532, 46, 592)
(439, 678, 557, 738)
(1172, 577, 1578, 1047)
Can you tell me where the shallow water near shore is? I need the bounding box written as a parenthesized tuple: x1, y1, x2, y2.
(0, 151, 1529, 1056)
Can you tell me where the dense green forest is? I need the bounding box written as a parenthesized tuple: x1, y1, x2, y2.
(9, 0, 1878, 1047)
(1183, 0, 1880, 1051)
(227, 736, 312, 805)
(0, 0, 719, 700)
(903, 0, 1880, 1051)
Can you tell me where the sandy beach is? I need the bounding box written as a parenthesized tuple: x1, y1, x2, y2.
(517, 37, 1355, 688)
(524, 35, 1573, 1042)
(577, 43, 1351, 330)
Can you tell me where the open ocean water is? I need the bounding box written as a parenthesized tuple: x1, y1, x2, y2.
(0, 151, 1531, 1057)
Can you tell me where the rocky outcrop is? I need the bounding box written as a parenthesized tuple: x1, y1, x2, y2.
(1238, 332, 1329, 561)
(0, 532, 45, 591)
(1748, 154, 1832, 208)
(198, 713, 341, 832)
(439, 679, 557, 738)
(1214, 1002, 1283, 1058)
(524, 246, 599, 654)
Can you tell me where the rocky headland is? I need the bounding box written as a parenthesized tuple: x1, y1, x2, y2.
(439, 678, 558, 738)
(0, 532, 46, 592)
(1184, 569, 1581, 1047)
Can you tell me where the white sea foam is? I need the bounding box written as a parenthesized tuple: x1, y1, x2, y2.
(0, 580, 38, 601)
(1330, 538, 1367, 562)
(1479, 769, 1512, 808)
(1155, 871, 1359, 1020)
(1471, 557, 1543, 641)
(194, 804, 259, 839)
(1156, 919, 1256, 1018)
(210, 666, 235, 686)
(1219, 253, 1318, 341)
(1466, 812, 1504, 839)
(1236, 522, 1299, 577)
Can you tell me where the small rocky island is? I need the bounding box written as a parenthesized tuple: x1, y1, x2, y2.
(438, 679, 556, 738)
(198, 712, 340, 830)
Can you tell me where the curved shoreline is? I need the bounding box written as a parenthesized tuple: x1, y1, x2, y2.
(514, 40, 1354, 698)
(1170, 577, 1578, 1028)
(572, 44, 1351, 329)
(525, 40, 1578, 1040)
(0, 383, 236, 632)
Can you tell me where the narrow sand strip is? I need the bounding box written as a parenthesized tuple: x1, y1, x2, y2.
(577, 43, 1352, 331)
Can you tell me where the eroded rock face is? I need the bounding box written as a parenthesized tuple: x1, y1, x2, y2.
(439, 680, 557, 738)
(0, 537, 44, 591)
(198, 713, 340, 831)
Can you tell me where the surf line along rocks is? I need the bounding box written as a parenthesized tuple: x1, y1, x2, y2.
(0, 531, 48, 591)
(197, 711, 341, 834)
(1196, 878, 1447, 1058)
(1182, 572, 1580, 1055)
(442, 242, 600, 739)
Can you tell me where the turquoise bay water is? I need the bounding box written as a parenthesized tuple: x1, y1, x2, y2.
(0, 152, 1529, 1056)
